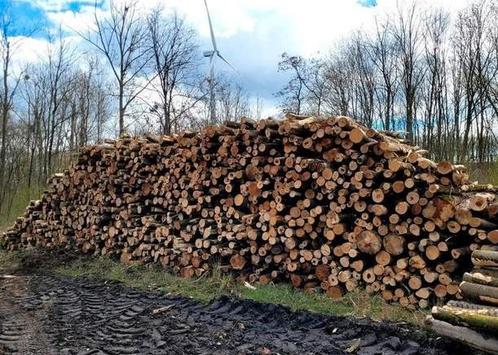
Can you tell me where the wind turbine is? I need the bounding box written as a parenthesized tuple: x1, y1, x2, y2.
(203, 0, 236, 124)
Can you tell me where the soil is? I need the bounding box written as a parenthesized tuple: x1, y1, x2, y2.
(0, 269, 470, 355)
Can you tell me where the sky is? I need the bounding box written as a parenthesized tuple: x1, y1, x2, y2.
(5, 0, 474, 116)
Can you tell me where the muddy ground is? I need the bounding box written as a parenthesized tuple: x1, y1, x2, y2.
(0, 269, 472, 355)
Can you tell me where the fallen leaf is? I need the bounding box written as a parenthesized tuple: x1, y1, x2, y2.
(152, 304, 174, 315)
(345, 338, 361, 353)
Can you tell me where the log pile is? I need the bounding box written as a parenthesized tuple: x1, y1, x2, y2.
(2, 115, 498, 308)
(427, 249, 498, 353)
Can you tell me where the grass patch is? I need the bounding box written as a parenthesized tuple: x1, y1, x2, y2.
(0, 248, 426, 326)
(241, 284, 426, 325)
(0, 154, 72, 233)
(0, 249, 32, 271)
(466, 161, 498, 185)
(0, 183, 45, 232)
(55, 256, 234, 303)
(53, 254, 426, 326)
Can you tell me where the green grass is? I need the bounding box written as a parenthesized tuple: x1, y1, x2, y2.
(241, 283, 426, 324)
(0, 249, 31, 271)
(0, 248, 426, 326)
(0, 248, 427, 326)
(0, 153, 73, 233)
(54, 256, 235, 303)
(465, 161, 498, 185)
(0, 183, 45, 232)
(45, 252, 426, 326)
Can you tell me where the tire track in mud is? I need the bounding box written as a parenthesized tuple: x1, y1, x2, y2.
(0, 274, 466, 354)
(0, 275, 56, 354)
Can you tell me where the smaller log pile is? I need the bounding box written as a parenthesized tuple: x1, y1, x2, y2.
(427, 248, 498, 353)
(2, 115, 498, 309)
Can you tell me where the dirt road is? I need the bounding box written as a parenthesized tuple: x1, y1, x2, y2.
(0, 273, 465, 354)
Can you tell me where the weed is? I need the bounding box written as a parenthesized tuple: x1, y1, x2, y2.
(52, 253, 426, 325)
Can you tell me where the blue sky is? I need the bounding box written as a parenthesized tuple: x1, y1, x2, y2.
(3, 0, 105, 37)
(359, 0, 378, 7)
(3, 1, 46, 36)
(4, 0, 470, 115)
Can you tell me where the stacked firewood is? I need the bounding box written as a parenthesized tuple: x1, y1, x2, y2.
(2, 115, 498, 308)
(427, 248, 498, 353)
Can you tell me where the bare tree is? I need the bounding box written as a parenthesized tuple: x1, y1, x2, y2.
(216, 79, 250, 122)
(254, 96, 264, 120)
(322, 52, 353, 116)
(0, 5, 24, 208)
(347, 33, 377, 126)
(277, 53, 330, 115)
(146, 8, 200, 134)
(273, 0, 498, 164)
(43, 34, 75, 176)
(275, 53, 307, 114)
(66, 57, 111, 148)
(368, 18, 399, 131)
(303, 57, 329, 115)
(81, 0, 151, 135)
(452, 1, 495, 161)
(392, 2, 425, 142)
(21, 65, 45, 188)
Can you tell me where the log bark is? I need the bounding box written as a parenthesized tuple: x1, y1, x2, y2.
(425, 317, 498, 354)
(432, 305, 498, 335)
(460, 281, 498, 306)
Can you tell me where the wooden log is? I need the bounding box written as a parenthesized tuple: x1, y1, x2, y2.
(488, 230, 498, 244)
(460, 281, 498, 306)
(432, 305, 498, 335)
(383, 234, 404, 256)
(357, 231, 382, 255)
(425, 317, 498, 354)
(463, 271, 498, 288)
(472, 250, 498, 268)
(230, 254, 246, 270)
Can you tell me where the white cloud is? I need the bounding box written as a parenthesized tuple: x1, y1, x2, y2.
(45, 5, 101, 33)
(10, 36, 49, 67)
(121, 0, 472, 55)
(27, 0, 481, 57)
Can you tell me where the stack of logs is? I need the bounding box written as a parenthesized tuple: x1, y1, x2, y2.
(2, 115, 498, 309)
(427, 249, 498, 353)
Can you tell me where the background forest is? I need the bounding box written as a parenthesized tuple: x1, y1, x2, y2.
(1, 0, 498, 227)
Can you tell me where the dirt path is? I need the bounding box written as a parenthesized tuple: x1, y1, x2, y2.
(0, 275, 56, 354)
(0, 273, 465, 354)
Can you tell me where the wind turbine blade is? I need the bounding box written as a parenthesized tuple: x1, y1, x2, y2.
(217, 53, 238, 73)
(203, 0, 218, 52)
(209, 54, 215, 74)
